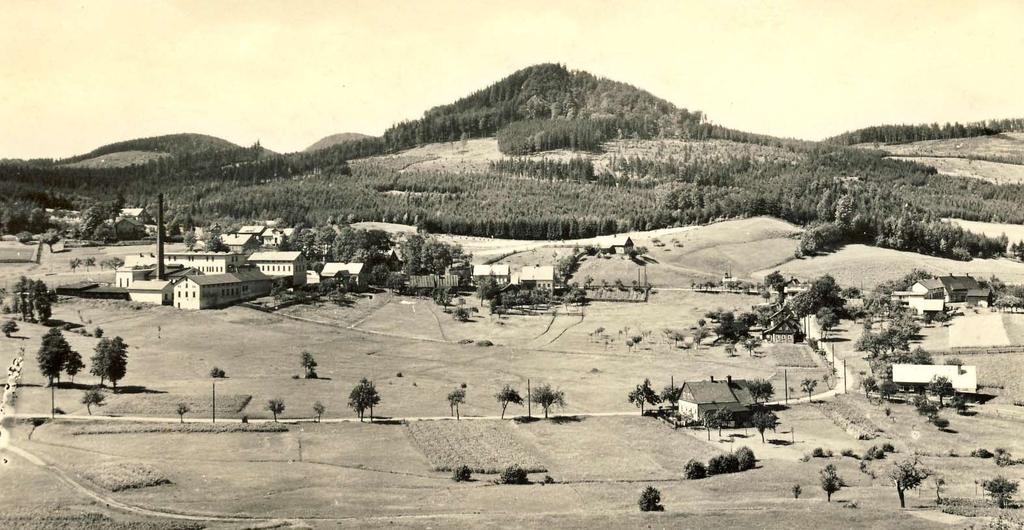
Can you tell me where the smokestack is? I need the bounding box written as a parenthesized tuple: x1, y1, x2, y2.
(157, 193, 165, 280)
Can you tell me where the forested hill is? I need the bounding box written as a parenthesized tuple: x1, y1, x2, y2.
(60, 133, 246, 164)
(827, 118, 1024, 146)
(304, 133, 373, 153)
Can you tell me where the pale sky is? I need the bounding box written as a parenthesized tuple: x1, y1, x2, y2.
(2, 0, 1023, 158)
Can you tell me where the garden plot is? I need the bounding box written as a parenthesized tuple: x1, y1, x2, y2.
(76, 461, 172, 491)
(102, 393, 252, 417)
(947, 313, 1010, 348)
(406, 419, 546, 473)
(765, 343, 819, 368)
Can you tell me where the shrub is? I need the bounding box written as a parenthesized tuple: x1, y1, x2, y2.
(812, 447, 828, 458)
(841, 449, 858, 458)
(882, 442, 896, 453)
(451, 464, 472, 482)
(972, 448, 994, 459)
(995, 449, 1017, 467)
(543, 475, 555, 484)
(866, 446, 886, 460)
(736, 447, 756, 471)
(684, 459, 707, 479)
(499, 464, 529, 485)
(209, 367, 226, 378)
(932, 416, 950, 429)
(792, 484, 802, 498)
(396, 372, 403, 377)
(476, 340, 494, 347)
(707, 453, 740, 475)
(638, 486, 664, 512)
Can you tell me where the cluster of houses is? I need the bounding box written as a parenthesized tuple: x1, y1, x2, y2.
(892, 274, 992, 316)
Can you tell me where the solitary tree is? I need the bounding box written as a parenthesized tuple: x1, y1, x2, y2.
(81, 387, 105, 415)
(983, 476, 1020, 509)
(889, 458, 929, 508)
(801, 378, 818, 402)
(792, 484, 802, 499)
(494, 384, 524, 419)
(714, 408, 732, 436)
(927, 376, 954, 407)
(816, 307, 839, 340)
(627, 378, 661, 415)
(348, 378, 381, 422)
(37, 328, 73, 386)
(447, 388, 466, 419)
(266, 398, 285, 422)
(530, 383, 566, 419)
(2, 320, 18, 338)
(313, 401, 325, 422)
(861, 376, 878, 399)
(820, 463, 844, 502)
(176, 403, 190, 423)
(300, 351, 318, 379)
(183, 230, 198, 251)
(951, 394, 969, 415)
(637, 486, 664, 512)
(742, 337, 762, 357)
(752, 410, 778, 443)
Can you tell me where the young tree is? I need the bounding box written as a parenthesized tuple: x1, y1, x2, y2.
(531, 383, 566, 419)
(300, 351, 318, 379)
(313, 401, 325, 423)
(861, 376, 878, 399)
(266, 398, 285, 422)
(348, 378, 381, 422)
(927, 376, 954, 407)
(494, 384, 524, 419)
(879, 380, 898, 402)
(627, 378, 661, 415)
(742, 337, 761, 357)
(801, 378, 818, 402)
(40, 229, 61, 252)
(661, 381, 683, 409)
(984, 476, 1020, 509)
(37, 328, 73, 386)
(951, 394, 969, 415)
(83, 257, 96, 271)
(81, 387, 105, 415)
(69, 257, 82, 272)
(889, 458, 929, 508)
(748, 379, 775, 405)
(752, 410, 778, 443)
(637, 486, 664, 512)
(31, 280, 51, 323)
(183, 230, 198, 251)
(702, 410, 721, 440)
(815, 307, 839, 340)
(453, 306, 471, 322)
(2, 320, 18, 338)
(447, 388, 466, 419)
(64, 349, 84, 383)
(176, 403, 191, 423)
(714, 408, 732, 436)
(91, 336, 128, 391)
(820, 463, 844, 502)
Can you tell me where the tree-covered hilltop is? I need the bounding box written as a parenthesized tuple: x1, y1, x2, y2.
(304, 132, 374, 153)
(59, 133, 249, 164)
(827, 118, 1024, 146)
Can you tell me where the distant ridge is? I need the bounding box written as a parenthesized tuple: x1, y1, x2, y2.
(304, 132, 374, 153)
(60, 133, 245, 165)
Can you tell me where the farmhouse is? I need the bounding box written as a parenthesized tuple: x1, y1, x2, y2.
(678, 375, 755, 423)
(893, 275, 992, 313)
(119, 207, 154, 225)
(605, 236, 635, 254)
(260, 227, 295, 247)
(247, 251, 306, 286)
(516, 266, 555, 290)
(320, 262, 366, 289)
(113, 217, 147, 240)
(172, 270, 274, 310)
(472, 264, 511, 285)
(761, 307, 804, 343)
(164, 250, 248, 274)
(236, 225, 268, 237)
(892, 363, 978, 394)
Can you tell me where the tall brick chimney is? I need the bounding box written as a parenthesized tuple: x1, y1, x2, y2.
(157, 193, 165, 280)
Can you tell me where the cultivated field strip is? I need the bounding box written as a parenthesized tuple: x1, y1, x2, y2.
(406, 420, 547, 473)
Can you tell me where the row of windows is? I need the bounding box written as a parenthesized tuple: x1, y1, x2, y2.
(261, 264, 292, 272)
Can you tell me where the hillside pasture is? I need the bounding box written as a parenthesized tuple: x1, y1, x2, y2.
(892, 156, 1024, 184)
(947, 218, 1024, 246)
(862, 132, 1024, 161)
(61, 150, 171, 169)
(753, 244, 1024, 287)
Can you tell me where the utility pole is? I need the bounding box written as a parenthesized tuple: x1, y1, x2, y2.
(212, 381, 216, 423)
(51, 382, 55, 420)
(843, 359, 847, 393)
(784, 369, 789, 404)
(527, 379, 531, 419)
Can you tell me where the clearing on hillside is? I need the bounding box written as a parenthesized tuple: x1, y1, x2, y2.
(891, 156, 1024, 184)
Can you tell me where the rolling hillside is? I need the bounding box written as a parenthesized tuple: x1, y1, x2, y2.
(61, 133, 244, 165)
(304, 132, 374, 153)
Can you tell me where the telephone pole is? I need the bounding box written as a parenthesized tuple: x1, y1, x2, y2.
(212, 381, 216, 423)
(527, 379, 531, 419)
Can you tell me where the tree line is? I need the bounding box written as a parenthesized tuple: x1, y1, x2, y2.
(827, 118, 1024, 145)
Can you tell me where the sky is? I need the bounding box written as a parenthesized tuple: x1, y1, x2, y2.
(2, 0, 1023, 158)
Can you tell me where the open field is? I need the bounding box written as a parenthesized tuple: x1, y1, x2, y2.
(406, 419, 546, 473)
(0, 241, 40, 263)
(893, 156, 1024, 184)
(860, 132, 1024, 161)
(948, 218, 1024, 246)
(753, 243, 1024, 287)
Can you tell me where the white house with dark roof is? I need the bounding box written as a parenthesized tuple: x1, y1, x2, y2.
(892, 363, 977, 394)
(678, 375, 756, 422)
(119, 207, 154, 224)
(472, 264, 511, 285)
(247, 251, 306, 286)
(320, 262, 366, 289)
(221, 233, 262, 253)
(516, 265, 555, 290)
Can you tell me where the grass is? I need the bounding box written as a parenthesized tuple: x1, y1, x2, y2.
(406, 419, 547, 473)
(102, 393, 252, 417)
(947, 313, 1010, 348)
(61, 150, 171, 169)
(70, 422, 288, 435)
(77, 461, 172, 491)
(765, 343, 819, 368)
(0, 241, 39, 262)
(753, 243, 1024, 286)
(948, 218, 1024, 246)
(866, 132, 1024, 163)
(892, 156, 1024, 184)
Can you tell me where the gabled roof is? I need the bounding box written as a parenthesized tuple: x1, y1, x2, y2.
(473, 264, 510, 276)
(938, 275, 982, 292)
(408, 275, 459, 289)
(764, 319, 802, 335)
(237, 225, 268, 235)
(681, 379, 755, 406)
(182, 270, 271, 286)
(128, 280, 172, 291)
(222, 233, 258, 246)
(321, 262, 364, 276)
(966, 288, 991, 298)
(115, 217, 145, 227)
(247, 251, 303, 262)
(916, 278, 944, 290)
(120, 208, 146, 217)
(520, 265, 555, 282)
(892, 363, 977, 393)
(609, 236, 634, 247)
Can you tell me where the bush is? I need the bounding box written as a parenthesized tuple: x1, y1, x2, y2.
(209, 367, 226, 378)
(499, 464, 529, 485)
(812, 447, 830, 458)
(736, 447, 756, 471)
(995, 449, 1017, 467)
(841, 449, 858, 458)
(476, 340, 494, 347)
(684, 459, 707, 479)
(638, 486, 664, 512)
(707, 453, 740, 475)
(972, 448, 994, 459)
(881, 442, 896, 453)
(865, 446, 886, 460)
(452, 464, 472, 482)
(932, 416, 950, 429)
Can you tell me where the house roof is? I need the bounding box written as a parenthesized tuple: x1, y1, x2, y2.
(473, 264, 510, 276)
(764, 319, 802, 336)
(321, 262, 364, 276)
(892, 363, 977, 393)
(128, 280, 172, 291)
(609, 236, 634, 247)
(939, 275, 982, 292)
(966, 288, 992, 298)
(183, 270, 272, 287)
(120, 208, 146, 217)
(222, 233, 258, 246)
(248, 251, 303, 262)
(408, 274, 459, 289)
(519, 266, 554, 281)
(165, 250, 243, 257)
(237, 225, 268, 235)
(916, 278, 944, 290)
(681, 379, 755, 406)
